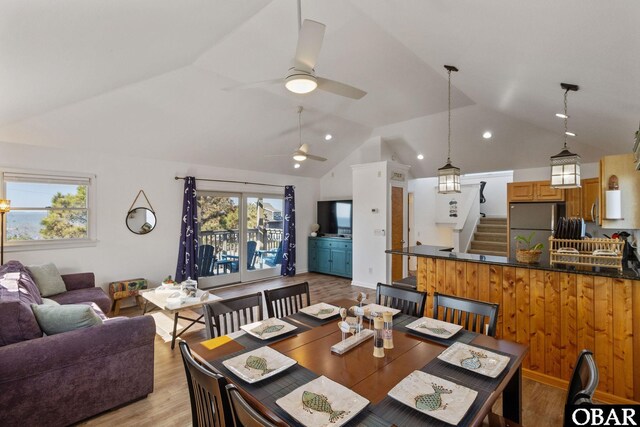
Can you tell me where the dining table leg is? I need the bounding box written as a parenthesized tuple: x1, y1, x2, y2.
(502, 365, 522, 424)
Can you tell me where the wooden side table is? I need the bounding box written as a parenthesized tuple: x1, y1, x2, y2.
(108, 278, 148, 315)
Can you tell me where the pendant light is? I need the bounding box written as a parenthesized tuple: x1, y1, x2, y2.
(550, 83, 581, 188)
(438, 65, 461, 194)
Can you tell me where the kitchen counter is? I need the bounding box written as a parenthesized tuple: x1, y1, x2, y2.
(387, 244, 640, 404)
(386, 245, 640, 280)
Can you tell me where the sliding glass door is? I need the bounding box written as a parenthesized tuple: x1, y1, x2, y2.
(196, 191, 284, 287)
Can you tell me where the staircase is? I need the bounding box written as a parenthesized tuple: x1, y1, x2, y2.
(467, 217, 508, 256)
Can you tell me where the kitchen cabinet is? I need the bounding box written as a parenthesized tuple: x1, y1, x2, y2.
(581, 178, 600, 222)
(308, 237, 352, 278)
(565, 187, 582, 217)
(507, 180, 564, 202)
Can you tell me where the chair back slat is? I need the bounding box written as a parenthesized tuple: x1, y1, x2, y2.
(264, 282, 311, 318)
(204, 293, 263, 339)
(179, 341, 232, 427)
(566, 349, 599, 407)
(376, 283, 427, 317)
(432, 292, 499, 337)
(225, 384, 279, 427)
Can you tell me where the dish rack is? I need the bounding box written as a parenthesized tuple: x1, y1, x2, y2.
(548, 237, 624, 271)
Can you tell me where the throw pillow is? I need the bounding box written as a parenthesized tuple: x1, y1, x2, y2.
(27, 263, 67, 297)
(41, 298, 60, 306)
(31, 304, 103, 335)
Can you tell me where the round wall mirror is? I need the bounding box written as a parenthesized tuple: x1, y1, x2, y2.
(126, 207, 157, 235)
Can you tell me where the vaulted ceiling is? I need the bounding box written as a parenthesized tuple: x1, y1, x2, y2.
(0, 0, 638, 177)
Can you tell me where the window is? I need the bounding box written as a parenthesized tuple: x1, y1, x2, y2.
(2, 171, 96, 247)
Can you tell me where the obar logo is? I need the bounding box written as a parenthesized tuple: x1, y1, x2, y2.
(565, 405, 639, 426)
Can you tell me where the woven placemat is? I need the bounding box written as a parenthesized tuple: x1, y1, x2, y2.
(394, 319, 478, 346)
(234, 321, 311, 351)
(288, 311, 340, 327)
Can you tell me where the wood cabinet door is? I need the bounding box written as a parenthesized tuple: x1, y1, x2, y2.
(508, 182, 535, 201)
(565, 187, 582, 217)
(581, 178, 600, 222)
(535, 181, 564, 201)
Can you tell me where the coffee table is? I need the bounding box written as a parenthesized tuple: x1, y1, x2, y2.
(141, 289, 222, 349)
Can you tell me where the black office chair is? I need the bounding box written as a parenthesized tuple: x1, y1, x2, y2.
(376, 283, 427, 317)
(203, 293, 263, 339)
(179, 340, 231, 427)
(264, 282, 310, 318)
(432, 292, 499, 337)
(225, 384, 280, 427)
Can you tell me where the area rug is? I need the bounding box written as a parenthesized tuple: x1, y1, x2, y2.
(147, 309, 205, 343)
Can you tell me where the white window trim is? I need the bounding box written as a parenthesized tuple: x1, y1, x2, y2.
(1, 167, 97, 252)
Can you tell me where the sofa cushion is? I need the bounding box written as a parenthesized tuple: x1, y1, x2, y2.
(27, 263, 67, 297)
(49, 287, 111, 314)
(0, 263, 44, 346)
(31, 303, 103, 335)
(0, 260, 43, 304)
(41, 298, 60, 306)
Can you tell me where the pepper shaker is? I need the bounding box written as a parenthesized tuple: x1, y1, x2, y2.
(373, 317, 385, 358)
(382, 311, 394, 349)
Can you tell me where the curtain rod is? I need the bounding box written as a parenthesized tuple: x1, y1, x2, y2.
(174, 176, 289, 189)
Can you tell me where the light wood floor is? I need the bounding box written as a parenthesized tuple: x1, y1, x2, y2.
(80, 273, 565, 426)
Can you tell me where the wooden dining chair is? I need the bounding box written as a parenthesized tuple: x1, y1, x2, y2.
(179, 340, 232, 427)
(487, 349, 599, 427)
(264, 282, 310, 318)
(432, 292, 499, 337)
(203, 293, 263, 339)
(376, 283, 427, 317)
(225, 384, 280, 427)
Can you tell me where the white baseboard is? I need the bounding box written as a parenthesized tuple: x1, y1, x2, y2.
(350, 280, 376, 289)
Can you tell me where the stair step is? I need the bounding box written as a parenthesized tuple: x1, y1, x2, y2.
(467, 249, 508, 257)
(473, 232, 508, 243)
(470, 241, 507, 251)
(477, 224, 507, 233)
(480, 217, 507, 225)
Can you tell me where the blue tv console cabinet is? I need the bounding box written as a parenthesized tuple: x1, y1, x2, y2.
(308, 236, 352, 278)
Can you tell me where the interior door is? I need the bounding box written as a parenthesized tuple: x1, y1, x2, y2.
(391, 186, 404, 282)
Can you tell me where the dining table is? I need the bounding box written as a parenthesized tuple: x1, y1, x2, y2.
(191, 298, 528, 426)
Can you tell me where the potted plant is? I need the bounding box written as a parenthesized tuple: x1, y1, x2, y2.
(514, 232, 544, 263)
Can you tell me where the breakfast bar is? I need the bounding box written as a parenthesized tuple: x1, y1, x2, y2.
(386, 245, 640, 405)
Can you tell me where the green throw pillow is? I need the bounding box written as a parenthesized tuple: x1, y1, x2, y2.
(27, 263, 67, 297)
(31, 304, 103, 335)
(41, 298, 60, 306)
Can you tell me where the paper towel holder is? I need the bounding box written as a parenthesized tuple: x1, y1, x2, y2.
(604, 175, 624, 220)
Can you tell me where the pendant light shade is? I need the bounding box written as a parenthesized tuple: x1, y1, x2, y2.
(438, 65, 461, 194)
(550, 83, 581, 188)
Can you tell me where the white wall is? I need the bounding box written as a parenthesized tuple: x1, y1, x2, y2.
(460, 171, 513, 216)
(407, 178, 454, 248)
(513, 162, 599, 182)
(0, 141, 319, 291)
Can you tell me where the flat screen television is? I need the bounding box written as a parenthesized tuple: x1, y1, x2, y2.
(317, 200, 352, 237)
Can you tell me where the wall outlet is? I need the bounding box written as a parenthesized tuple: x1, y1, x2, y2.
(371, 208, 379, 213)
(374, 229, 385, 236)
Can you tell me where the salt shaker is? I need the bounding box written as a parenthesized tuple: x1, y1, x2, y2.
(382, 311, 394, 349)
(373, 317, 385, 358)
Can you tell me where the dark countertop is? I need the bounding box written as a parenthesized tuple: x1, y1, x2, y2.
(386, 245, 640, 281)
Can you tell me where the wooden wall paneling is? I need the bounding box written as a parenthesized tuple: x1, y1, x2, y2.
(502, 267, 517, 342)
(425, 258, 437, 317)
(560, 273, 578, 381)
(529, 270, 546, 373)
(612, 279, 634, 399)
(544, 272, 561, 378)
(489, 266, 504, 339)
(576, 275, 595, 354)
(416, 258, 428, 293)
(594, 277, 614, 394)
(466, 263, 478, 300)
(456, 261, 466, 298)
(515, 268, 530, 369)
(435, 259, 446, 318)
(445, 260, 457, 295)
(634, 284, 640, 402)
(478, 264, 490, 302)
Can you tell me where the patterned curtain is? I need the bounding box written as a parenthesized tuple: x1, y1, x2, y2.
(176, 177, 199, 282)
(281, 185, 296, 276)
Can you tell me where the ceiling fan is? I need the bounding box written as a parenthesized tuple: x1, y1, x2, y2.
(268, 106, 327, 163)
(228, 0, 366, 100)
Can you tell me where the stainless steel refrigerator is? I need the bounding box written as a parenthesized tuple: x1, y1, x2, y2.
(509, 202, 565, 264)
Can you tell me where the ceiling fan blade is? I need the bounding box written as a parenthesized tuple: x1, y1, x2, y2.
(223, 78, 282, 91)
(299, 143, 310, 153)
(294, 19, 326, 70)
(264, 153, 292, 157)
(317, 77, 367, 100)
(306, 153, 327, 162)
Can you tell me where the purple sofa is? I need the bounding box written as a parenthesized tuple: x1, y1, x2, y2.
(0, 261, 156, 427)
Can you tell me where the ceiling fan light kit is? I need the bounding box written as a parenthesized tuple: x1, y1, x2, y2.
(285, 68, 318, 94)
(438, 65, 462, 194)
(550, 83, 581, 189)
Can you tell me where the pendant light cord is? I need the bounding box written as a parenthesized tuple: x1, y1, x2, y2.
(298, 106, 303, 148)
(563, 89, 569, 149)
(447, 68, 452, 164)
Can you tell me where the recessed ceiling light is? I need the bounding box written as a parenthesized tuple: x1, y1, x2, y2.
(565, 131, 576, 137)
(417, 154, 424, 160)
(294, 163, 301, 169)
(482, 131, 492, 139)
(325, 134, 332, 141)
(555, 113, 569, 119)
